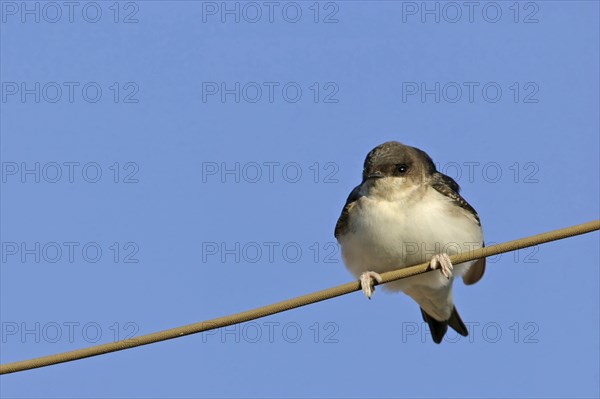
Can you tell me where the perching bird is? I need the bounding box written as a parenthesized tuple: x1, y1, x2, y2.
(334, 141, 485, 343)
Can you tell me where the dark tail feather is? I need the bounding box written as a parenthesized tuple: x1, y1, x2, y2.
(420, 308, 447, 344)
(421, 306, 468, 344)
(448, 307, 468, 336)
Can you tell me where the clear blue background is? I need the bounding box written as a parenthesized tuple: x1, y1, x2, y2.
(1, 1, 599, 398)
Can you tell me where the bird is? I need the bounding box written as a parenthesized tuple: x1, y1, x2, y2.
(334, 141, 486, 343)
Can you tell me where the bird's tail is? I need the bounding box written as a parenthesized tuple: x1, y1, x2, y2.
(420, 306, 468, 344)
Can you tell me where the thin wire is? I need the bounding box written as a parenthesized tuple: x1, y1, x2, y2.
(1, 219, 598, 375)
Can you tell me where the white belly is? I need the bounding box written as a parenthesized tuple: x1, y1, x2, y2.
(338, 187, 483, 294)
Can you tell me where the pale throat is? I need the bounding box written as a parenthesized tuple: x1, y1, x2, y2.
(361, 176, 426, 203)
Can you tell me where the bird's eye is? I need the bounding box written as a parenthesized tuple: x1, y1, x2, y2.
(396, 164, 409, 174)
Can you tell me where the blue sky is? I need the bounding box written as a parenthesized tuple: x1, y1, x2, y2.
(1, 1, 599, 398)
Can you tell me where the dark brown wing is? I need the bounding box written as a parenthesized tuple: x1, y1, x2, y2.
(431, 172, 480, 225)
(463, 257, 486, 285)
(334, 185, 363, 240)
(431, 172, 485, 285)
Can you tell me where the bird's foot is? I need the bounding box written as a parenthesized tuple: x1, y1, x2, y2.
(429, 253, 453, 279)
(359, 271, 383, 299)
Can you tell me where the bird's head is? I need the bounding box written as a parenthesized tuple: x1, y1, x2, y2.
(361, 141, 437, 200)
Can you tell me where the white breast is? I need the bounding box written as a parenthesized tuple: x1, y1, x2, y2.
(338, 186, 483, 293)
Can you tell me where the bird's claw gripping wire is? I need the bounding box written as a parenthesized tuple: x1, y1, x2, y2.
(429, 253, 453, 279)
(359, 271, 383, 299)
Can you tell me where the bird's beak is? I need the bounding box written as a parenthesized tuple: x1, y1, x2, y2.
(367, 171, 384, 179)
